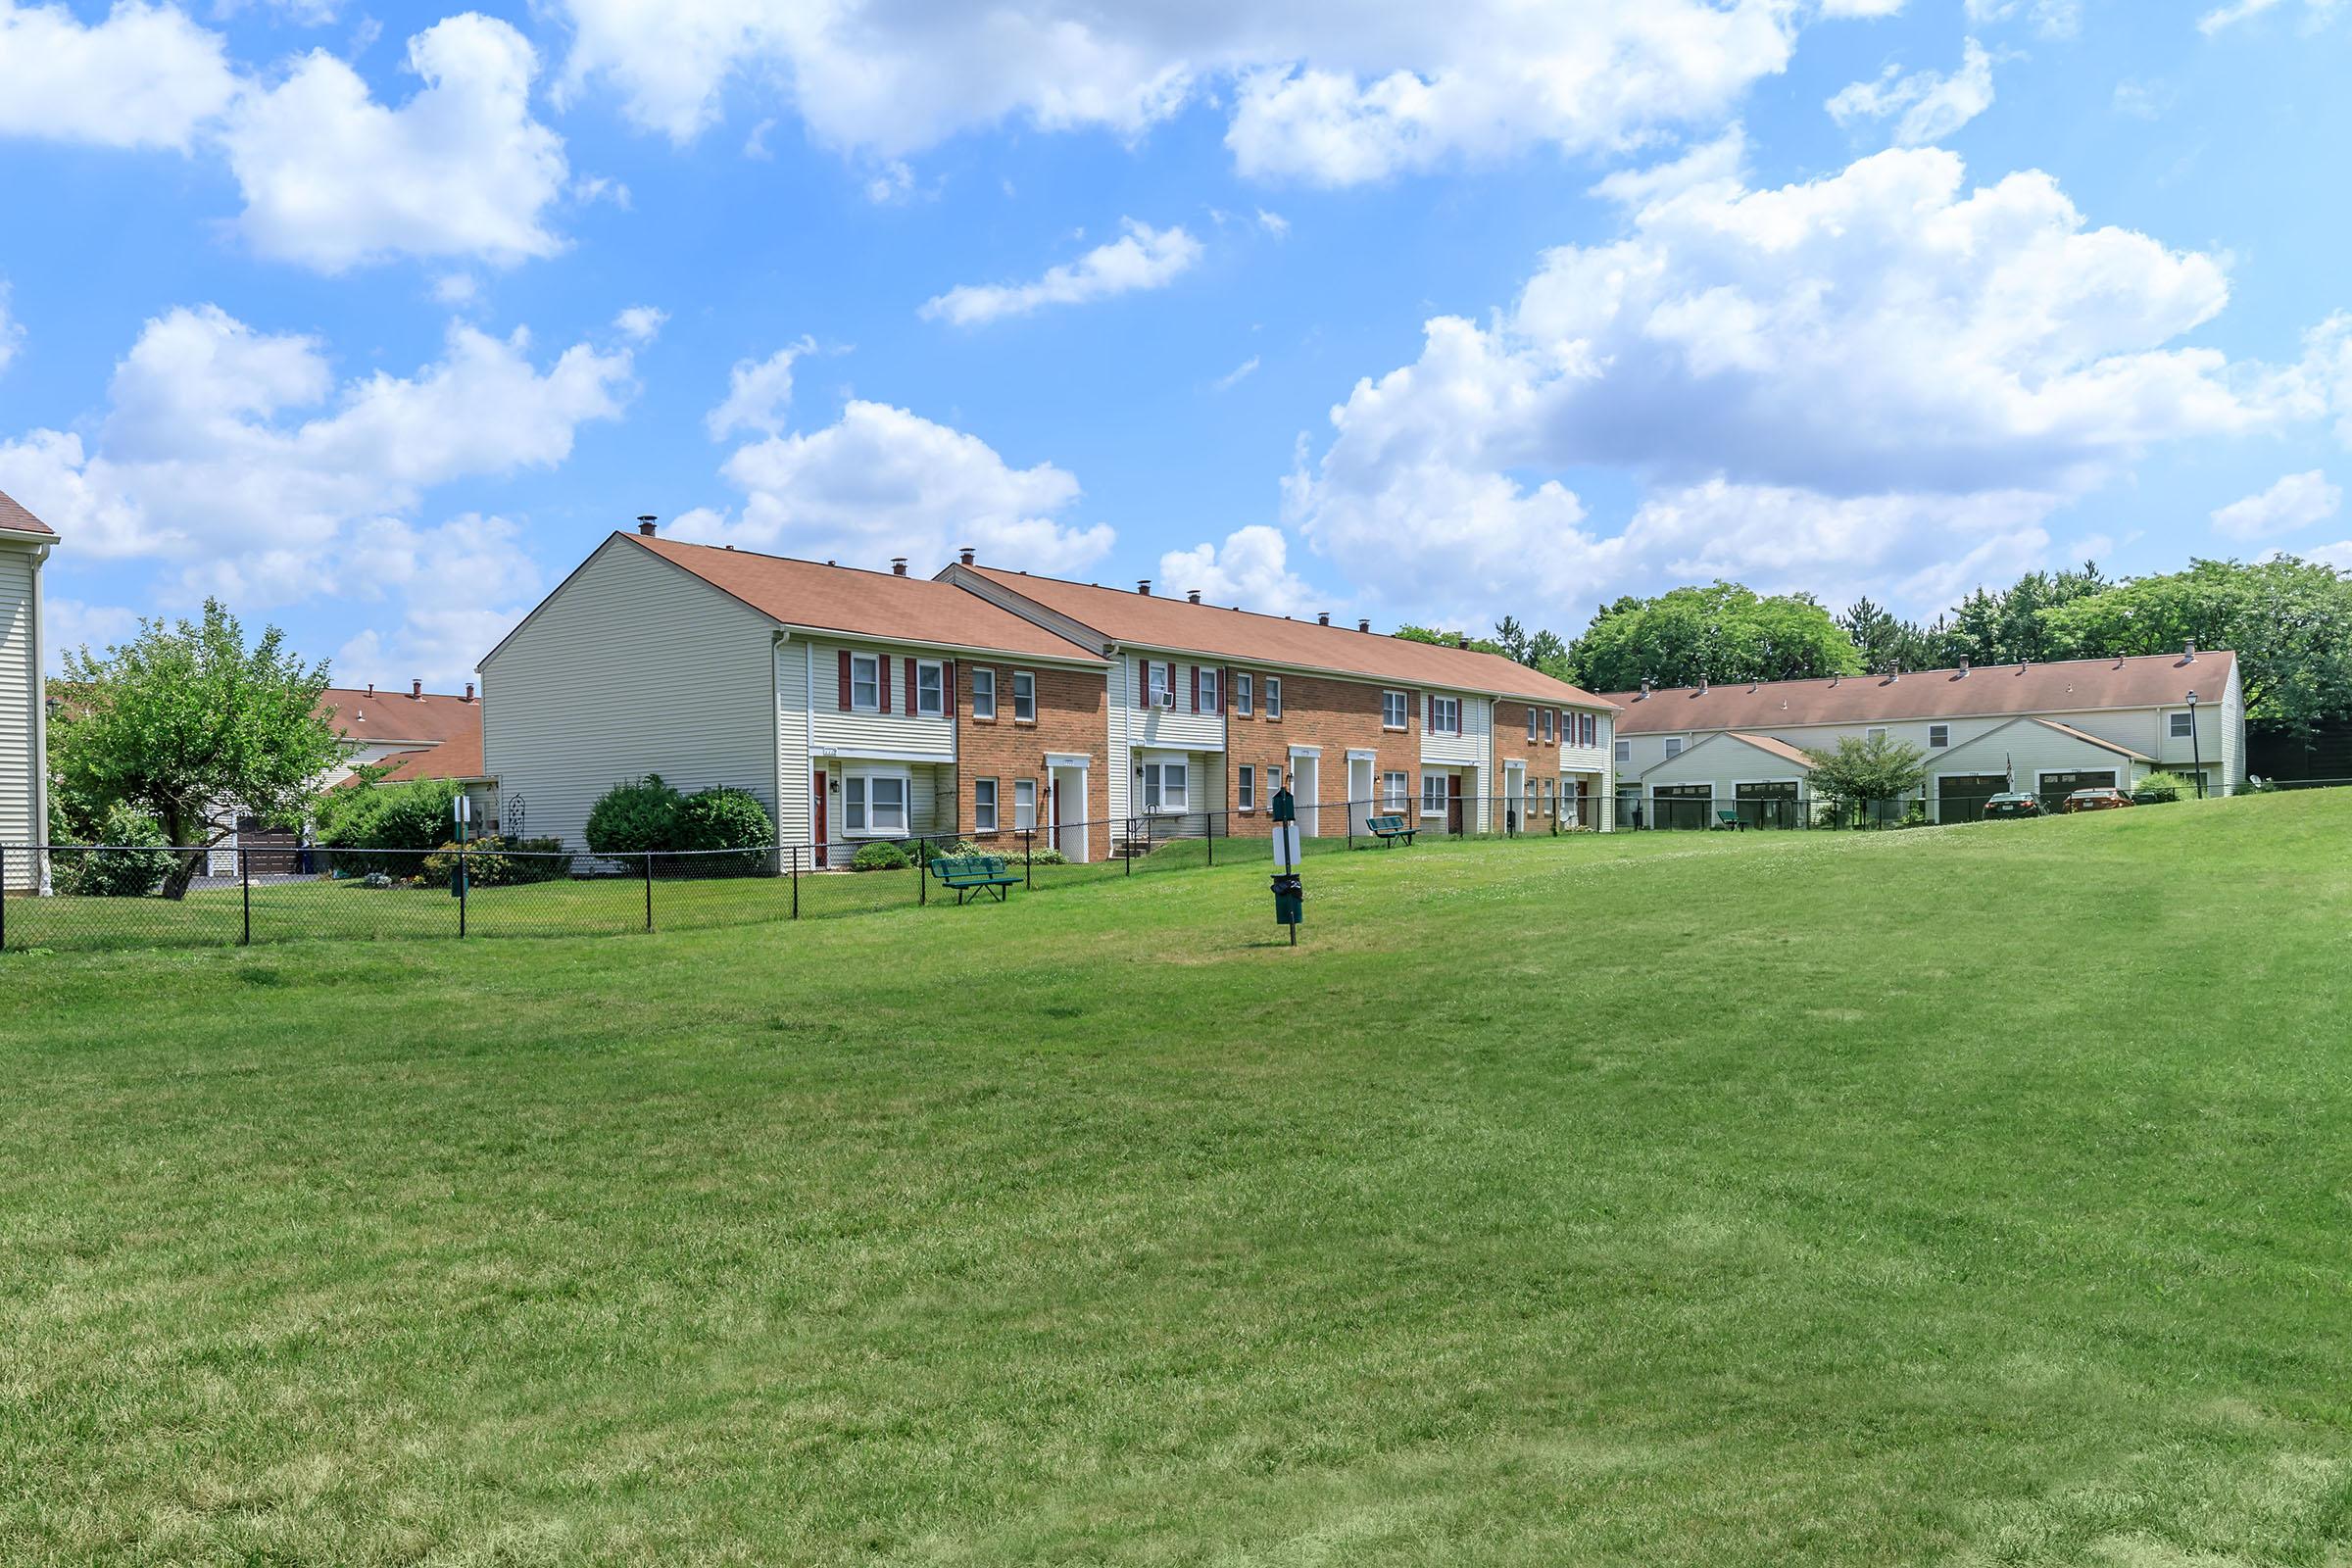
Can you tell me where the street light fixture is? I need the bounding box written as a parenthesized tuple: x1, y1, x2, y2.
(2185, 689, 2204, 798)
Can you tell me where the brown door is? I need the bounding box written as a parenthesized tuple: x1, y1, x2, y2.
(812, 770, 828, 867)
(235, 815, 300, 874)
(1446, 773, 1464, 833)
(1574, 778, 1590, 827)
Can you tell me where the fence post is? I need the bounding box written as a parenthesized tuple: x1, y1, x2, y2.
(643, 852, 654, 932)
(1024, 828, 1033, 889)
(791, 843, 800, 920)
(919, 840, 928, 907)
(1207, 815, 1215, 865)
(1125, 820, 1133, 876)
(457, 848, 467, 939)
(240, 845, 251, 947)
(1, 842, 8, 952)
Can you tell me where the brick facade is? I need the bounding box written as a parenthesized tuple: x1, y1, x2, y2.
(1221, 666, 1419, 836)
(1492, 699, 1561, 828)
(955, 661, 1108, 852)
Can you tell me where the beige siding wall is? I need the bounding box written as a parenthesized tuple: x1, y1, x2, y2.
(1640, 739, 1808, 793)
(480, 537, 779, 854)
(1928, 722, 2137, 809)
(808, 639, 956, 760)
(0, 545, 38, 886)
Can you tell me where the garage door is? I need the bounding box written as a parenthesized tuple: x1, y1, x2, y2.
(1652, 784, 1712, 831)
(1936, 774, 2012, 824)
(1734, 780, 1801, 829)
(2037, 769, 2117, 813)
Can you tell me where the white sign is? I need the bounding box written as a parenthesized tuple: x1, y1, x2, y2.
(1271, 822, 1302, 871)
(452, 795, 471, 825)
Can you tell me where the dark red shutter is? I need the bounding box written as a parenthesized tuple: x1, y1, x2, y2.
(879, 655, 892, 713)
(1189, 665, 1199, 712)
(906, 659, 917, 714)
(837, 650, 852, 710)
(944, 661, 956, 719)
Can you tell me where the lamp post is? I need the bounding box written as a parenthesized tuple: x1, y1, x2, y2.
(2185, 689, 2204, 798)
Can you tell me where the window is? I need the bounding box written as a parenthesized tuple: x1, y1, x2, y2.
(1541, 777, 1554, 814)
(1268, 765, 1283, 795)
(1238, 765, 1256, 810)
(1383, 770, 1409, 810)
(1146, 662, 1172, 709)
(1142, 760, 1187, 812)
(1012, 671, 1036, 722)
(1382, 690, 1406, 729)
(844, 772, 907, 835)
(1421, 774, 1449, 817)
(973, 777, 999, 833)
(1266, 678, 1282, 718)
(1867, 726, 1888, 744)
(849, 653, 880, 711)
(1614, 738, 1632, 764)
(1527, 707, 1539, 742)
(1236, 673, 1253, 715)
(1542, 709, 1554, 744)
(1199, 667, 1219, 711)
(1583, 713, 1598, 748)
(2169, 710, 2194, 739)
(1523, 778, 1538, 818)
(1427, 695, 1460, 735)
(1663, 736, 1684, 759)
(915, 660, 945, 717)
(1928, 723, 1949, 749)
(1014, 779, 1037, 830)
(970, 666, 996, 719)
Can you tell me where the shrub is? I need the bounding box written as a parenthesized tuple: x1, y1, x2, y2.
(586, 775, 686, 858)
(677, 787, 774, 874)
(851, 840, 910, 872)
(51, 803, 174, 897)
(319, 778, 461, 876)
(420, 836, 574, 888)
(2133, 770, 2195, 803)
(1027, 845, 1068, 865)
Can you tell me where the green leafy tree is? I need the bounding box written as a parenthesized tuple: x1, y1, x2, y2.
(50, 600, 341, 899)
(1568, 582, 1863, 691)
(2039, 557, 2352, 730)
(1394, 624, 1511, 658)
(1804, 734, 1929, 821)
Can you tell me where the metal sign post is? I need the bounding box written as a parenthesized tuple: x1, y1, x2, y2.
(1269, 786, 1302, 944)
(451, 794, 470, 906)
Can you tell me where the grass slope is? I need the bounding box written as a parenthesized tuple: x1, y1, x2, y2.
(3, 796, 2349, 1565)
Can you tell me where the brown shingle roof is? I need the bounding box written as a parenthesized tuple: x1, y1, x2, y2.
(1725, 732, 1819, 768)
(0, 487, 57, 537)
(635, 535, 1103, 662)
(960, 565, 1611, 707)
(366, 732, 489, 784)
(318, 687, 484, 748)
(1604, 651, 2230, 734)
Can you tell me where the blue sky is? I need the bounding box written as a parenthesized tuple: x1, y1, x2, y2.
(3, 0, 2350, 688)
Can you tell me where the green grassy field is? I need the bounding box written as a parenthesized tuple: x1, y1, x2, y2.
(4, 795, 2349, 1565)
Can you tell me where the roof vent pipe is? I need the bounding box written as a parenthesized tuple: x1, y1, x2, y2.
(958, 546, 975, 565)
(1358, 617, 1371, 633)
(365, 681, 374, 698)
(891, 558, 907, 576)
(1638, 678, 1651, 700)
(636, 514, 657, 536)
(1317, 612, 1331, 626)
(465, 683, 474, 703)
(1136, 579, 1151, 595)
(411, 678, 422, 699)
(1456, 632, 1469, 649)
(1187, 589, 1201, 604)
(2183, 640, 2197, 662)
(1698, 676, 1709, 694)
(1959, 656, 1971, 675)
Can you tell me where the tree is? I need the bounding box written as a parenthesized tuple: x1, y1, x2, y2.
(1395, 624, 1511, 659)
(50, 601, 341, 899)
(1567, 582, 1863, 692)
(1804, 733, 1928, 821)
(2039, 556, 2352, 730)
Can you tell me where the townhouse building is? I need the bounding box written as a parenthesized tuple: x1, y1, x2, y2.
(1604, 648, 2243, 825)
(1, 488, 55, 892)
(479, 527, 1108, 863)
(940, 560, 1617, 842)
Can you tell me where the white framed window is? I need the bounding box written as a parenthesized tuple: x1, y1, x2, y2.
(1928, 723, 1950, 749)
(1867, 726, 1888, 744)
(1382, 690, 1406, 729)
(1542, 709, 1554, 744)
(2169, 710, 2194, 740)
(970, 666, 996, 719)
(915, 659, 945, 717)
(1523, 779, 1538, 817)
(1614, 739, 1632, 763)
(1663, 736, 1684, 759)
(849, 653, 881, 711)
(1199, 667, 1219, 711)
(1238, 765, 1256, 810)
(1383, 770, 1409, 810)
(1527, 707, 1539, 742)
(1146, 662, 1173, 709)
(1142, 760, 1188, 812)
(1012, 670, 1036, 722)
(844, 770, 908, 835)
(1236, 672, 1253, 715)
(1421, 774, 1449, 817)
(1014, 779, 1037, 830)
(1266, 677, 1282, 718)
(1268, 765, 1283, 794)
(973, 777, 999, 833)
(1427, 696, 1460, 735)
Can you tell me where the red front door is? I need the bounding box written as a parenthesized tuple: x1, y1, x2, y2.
(1446, 773, 1464, 833)
(812, 770, 828, 867)
(1049, 778, 1061, 854)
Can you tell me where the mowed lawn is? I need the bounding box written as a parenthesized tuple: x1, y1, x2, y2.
(3, 797, 2349, 1566)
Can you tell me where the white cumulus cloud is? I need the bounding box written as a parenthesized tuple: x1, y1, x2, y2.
(2198, 0, 2341, 34)
(672, 399, 1114, 574)
(1158, 525, 1325, 617)
(0, 281, 20, 376)
(2211, 469, 2341, 540)
(707, 338, 813, 440)
(920, 220, 1201, 326)
(334, 513, 544, 688)
(220, 14, 568, 271)
(0, 0, 239, 150)
(1828, 39, 1995, 145)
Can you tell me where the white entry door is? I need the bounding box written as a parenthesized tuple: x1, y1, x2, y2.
(1291, 753, 1321, 837)
(1348, 757, 1374, 835)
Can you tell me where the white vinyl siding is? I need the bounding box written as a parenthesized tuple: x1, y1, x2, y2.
(810, 641, 956, 761)
(0, 544, 39, 886)
(481, 536, 779, 855)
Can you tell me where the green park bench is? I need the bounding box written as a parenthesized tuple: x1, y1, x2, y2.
(1364, 813, 1418, 848)
(929, 854, 1020, 905)
(1715, 808, 1745, 831)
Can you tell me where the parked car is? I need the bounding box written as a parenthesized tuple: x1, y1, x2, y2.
(2063, 787, 2135, 813)
(1982, 792, 2042, 819)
